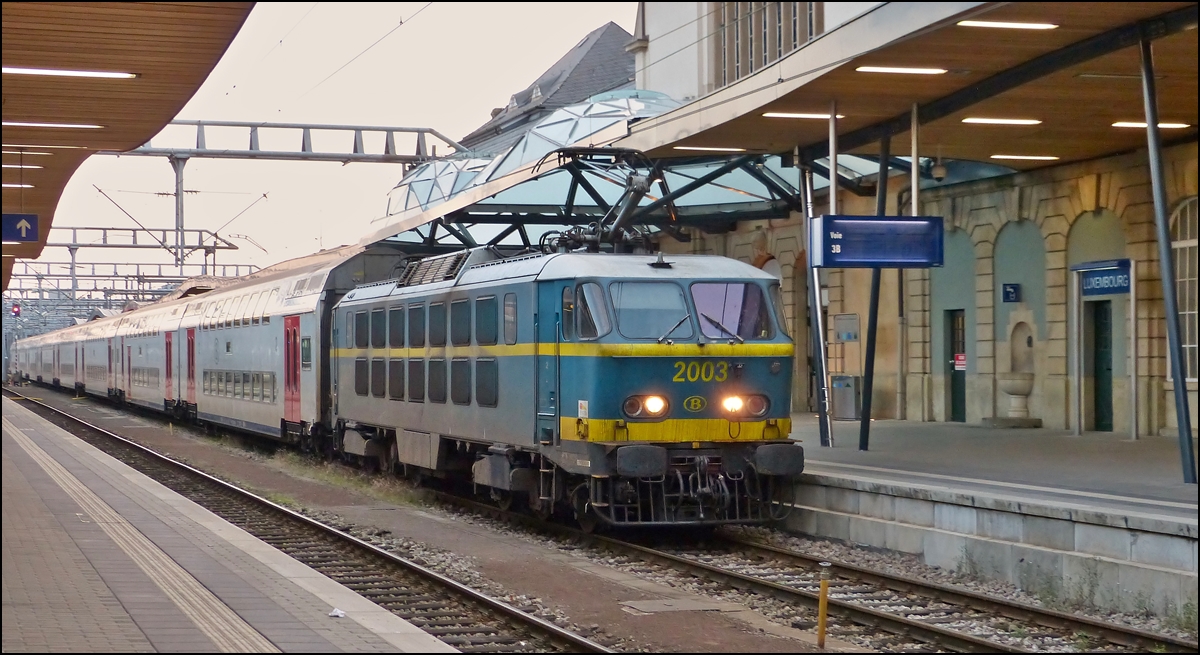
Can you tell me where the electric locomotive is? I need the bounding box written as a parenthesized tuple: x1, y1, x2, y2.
(332, 246, 804, 527)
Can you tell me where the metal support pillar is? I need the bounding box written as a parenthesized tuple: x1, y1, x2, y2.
(68, 246, 78, 301)
(804, 167, 833, 447)
(828, 102, 838, 215)
(1139, 37, 1196, 483)
(859, 135, 890, 450)
(168, 155, 189, 271)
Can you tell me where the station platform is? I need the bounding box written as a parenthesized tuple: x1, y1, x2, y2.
(1, 396, 454, 654)
(785, 413, 1198, 617)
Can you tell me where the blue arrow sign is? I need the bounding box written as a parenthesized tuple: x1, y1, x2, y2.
(2, 213, 39, 243)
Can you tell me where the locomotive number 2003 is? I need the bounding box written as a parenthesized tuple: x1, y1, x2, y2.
(672, 360, 729, 382)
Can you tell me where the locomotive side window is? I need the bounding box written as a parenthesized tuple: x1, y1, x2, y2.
(690, 282, 773, 340)
(611, 282, 692, 340)
(429, 359, 447, 403)
(450, 300, 471, 346)
(477, 359, 498, 407)
(476, 296, 498, 346)
(430, 302, 447, 347)
(769, 284, 791, 339)
(407, 359, 425, 401)
(354, 311, 369, 348)
(408, 305, 425, 348)
(388, 308, 404, 348)
(503, 294, 518, 345)
(576, 283, 611, 339)
(354, 358, 369, 396)
(371, 358, 386, 397)
(451, 358, 471, 405)
(371, 309, 386, 348)
(561, 287, 575, 340)
(388, 359, 404, 400)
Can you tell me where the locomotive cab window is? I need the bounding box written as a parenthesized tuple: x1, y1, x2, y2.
(354, 312, 369, 348)
(611, 282, 692, 340)
(561, 287, 574, 340)
(690, 282, 773, 340)
(370, 309, 386, 349)
(769, 283, 791, 339)
(576, 283, 610, 339)
(450, 299, 471, 346)
(429, 302, 447, 347)
(503, 294, 518, 345)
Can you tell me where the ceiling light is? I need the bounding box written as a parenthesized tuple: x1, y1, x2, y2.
(1112, 121, 1191, 129)
(2, 66, 138, 79)
(3, 151, 52, 156)
(2, 121, 103, 129)
(2, 164, 43, 169)
(673, 146, 747, 152)
(1076, 73, 1161, 80)
(991, 154, 1059, 161)
(763, 112, 845, 119)
(957, 20, 1058, 30)
(856, 66, 947, 75)
(2, 183, 35, 188)
(962, 117, 1042, 125)
(2, 143, 87, 149)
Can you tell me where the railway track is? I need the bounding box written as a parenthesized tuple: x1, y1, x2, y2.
(436, 492, 1199, 654)
(4, 388, 612, 654)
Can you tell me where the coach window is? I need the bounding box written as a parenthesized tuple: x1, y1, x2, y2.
(263, 288, 278, 323)
(242, 292, 259, 326)
(345, 312, 353, 348)
(203, 371, 210, 394)
(252, 373, 262, 401)
(354, 358, 369, 396)
(354, 311, 369, 349)
(301, 337, 312, 370)
(252, 291, 269, 325)
(477, 359, 498, 407)
(561, 287, 575, 340)
(429, 302, 447, 347)
(408, 359, 425, 402)
(234, 372, 243, 398)
(242, 373, 251, 398)
(450, 299, 471, 346)
(429, 358, 447, 403)
(451, 358, 471, 405)
(503, 294, 518, 345)
(371, 358, 386, 397)
(577, 283, 610, 339)
(371, 309, 386, 349)
(476, 296, 498, 346)
(265, 373, 275, 402)
(388, 307, 404, 348)
(388, 359, 404, 400)
(408, 304, 426, 348)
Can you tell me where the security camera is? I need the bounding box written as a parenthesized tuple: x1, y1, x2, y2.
(931, 162, 948, 182)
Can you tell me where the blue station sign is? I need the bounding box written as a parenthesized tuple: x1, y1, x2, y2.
(810, 215, 944, 268)
(2, 213, 39, 243)
(1073, 259, 1131, 296)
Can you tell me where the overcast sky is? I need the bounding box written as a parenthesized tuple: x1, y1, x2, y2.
(47, 2, 636, 275)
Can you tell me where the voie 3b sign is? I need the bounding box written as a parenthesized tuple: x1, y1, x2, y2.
(809, 215, 944, 268)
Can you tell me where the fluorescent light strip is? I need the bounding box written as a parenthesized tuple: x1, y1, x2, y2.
(3, 121, 103, 129)
(1113, 121, 1191, 129)
(3, 151, 52, 156)
(2, 164, 43, 169)
(2, 183, 35, 188)
(3, 66, 137, 79)
(2, 143, 87, 149)
(957, 20, 1058, 30)
(991, 154, 1059, 161)
(856, 66, 947, 75)
(763, 112, 845, 119)
(962, 117, 1042, 125)
(673, 146, 747, 152)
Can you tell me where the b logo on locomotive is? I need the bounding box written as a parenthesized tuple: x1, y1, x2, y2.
(683, 395, 707, 412)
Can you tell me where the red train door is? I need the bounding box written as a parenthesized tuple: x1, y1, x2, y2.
(284, 315, 301, 423)
(165, 332, 174, 402)
(186, 328, 196, 404)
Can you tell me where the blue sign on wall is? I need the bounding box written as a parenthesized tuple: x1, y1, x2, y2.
(1002, 284, 1021, 302)
(2, 213, 38, 243)
(810, 215, 944, 268)
(1073, 259, 1131, 296)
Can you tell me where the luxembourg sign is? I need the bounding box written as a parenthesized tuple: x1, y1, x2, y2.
(810, 215, 944, 268)
(2, 213, 38, 243)
(1073, 259, 1131, 296)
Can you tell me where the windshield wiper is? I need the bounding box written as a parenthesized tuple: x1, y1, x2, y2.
(701, 313, 744, 343)
(657, 314, 691, 343)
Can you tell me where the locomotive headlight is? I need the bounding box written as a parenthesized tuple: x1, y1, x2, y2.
(722, 395, 744, 413)
(623, 396, 644, 417)
(746, 395, 769, 416)
(643, 395, 667, 416)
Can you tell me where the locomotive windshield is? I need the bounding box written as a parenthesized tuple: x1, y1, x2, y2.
(611, 282, 692, 339)
(691, 282, 774, 340)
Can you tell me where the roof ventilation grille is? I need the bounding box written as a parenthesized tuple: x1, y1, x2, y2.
(399, 251, 471, 287)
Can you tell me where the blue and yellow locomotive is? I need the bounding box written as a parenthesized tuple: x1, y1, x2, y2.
(332, 246, 803, 527)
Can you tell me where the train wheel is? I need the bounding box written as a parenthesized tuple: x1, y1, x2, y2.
(573, 488, 599, 533)
(492, 490, 514, 512)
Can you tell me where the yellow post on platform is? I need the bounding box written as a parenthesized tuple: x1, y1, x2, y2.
(817, 562, 831, 649)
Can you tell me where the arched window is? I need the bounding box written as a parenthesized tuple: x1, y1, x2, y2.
(1171, 196, 1198, 381)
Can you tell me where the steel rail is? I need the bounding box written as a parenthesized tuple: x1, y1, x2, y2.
(3, 388, 611, 654)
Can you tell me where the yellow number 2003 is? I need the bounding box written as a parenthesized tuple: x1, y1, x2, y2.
(672, 361, 728, 382)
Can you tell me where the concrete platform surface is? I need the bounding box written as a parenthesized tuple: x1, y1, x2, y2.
(1, 396, 455, 654)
